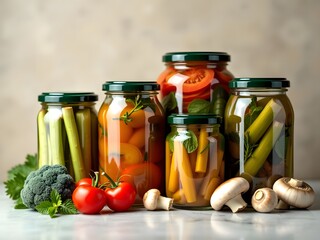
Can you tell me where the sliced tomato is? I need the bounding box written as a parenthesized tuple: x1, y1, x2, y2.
(157, 67, 175, 85)
(215, 70, 234, 86)
(183, 84, 211, 102)
(182, 69, 214, 93)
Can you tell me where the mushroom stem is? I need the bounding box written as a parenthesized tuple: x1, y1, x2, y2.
(157, 196, 174, 210)
(287, 178, 303, 188)
(275, 199, 290, 210)
(225, 194, 247, 213)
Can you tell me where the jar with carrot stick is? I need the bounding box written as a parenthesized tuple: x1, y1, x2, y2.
(98, 81, 166, 205)
(166, 114, 224, 209)
(37, 92, 99, 182)
(224, 78, 294, 203)
(157, 52, 234, 116)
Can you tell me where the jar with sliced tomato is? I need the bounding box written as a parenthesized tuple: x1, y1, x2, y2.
(98, 81, 165, 205)
(157, 52, 234, 116)
(166, 114, 225, 209)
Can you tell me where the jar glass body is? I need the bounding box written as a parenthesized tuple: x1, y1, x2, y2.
(224, 87, 294, 203)
(157, 52, 234, 116)
(98, 87, 166, 205)
(37, 93, 99, 182)
(166, 116, 225, 209)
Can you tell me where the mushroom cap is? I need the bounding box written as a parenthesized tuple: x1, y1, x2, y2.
(251, 188, 278, 213)
(273, 177, 315, 209)
(143, 189, 161, 210)
(210, 177, 250, 210)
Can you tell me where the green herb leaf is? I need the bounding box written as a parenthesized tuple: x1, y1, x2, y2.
(187, 99, 211, 114)
(244, 97, 263, 130)
(35, 189, 78, 218)
(35, 201, 54, 215)
(59, 199, 78, 215)
(161, 92, 177, 114)
(183, 131, 198, 153)
(4, 154, 38, 209)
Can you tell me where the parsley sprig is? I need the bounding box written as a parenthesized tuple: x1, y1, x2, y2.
(35, 189, 78, 218)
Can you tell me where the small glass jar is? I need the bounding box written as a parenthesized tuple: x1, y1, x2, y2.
(98, 81, 166, 205)
(166, 114, 225, 209)
(157, 52, 234, 116)
(224, 78, 294, 203)
(37, 92, 99, 181)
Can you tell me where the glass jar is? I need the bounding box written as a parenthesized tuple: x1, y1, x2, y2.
(98, 81, 166, 205)
(166, 114, 225, 209)
(157, 52, 234, 116)
(37, 92, 99, 182)
(224, 78, 294, 203)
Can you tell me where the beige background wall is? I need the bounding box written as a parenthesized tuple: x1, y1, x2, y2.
(1, 0, 319, 181)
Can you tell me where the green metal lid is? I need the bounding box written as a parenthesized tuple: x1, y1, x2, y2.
(102, 81, 160, 91)
(38, 92, 98, 103)
(162, 52, 231, 62)
(229, 78, 290, 88)
(167, 114, 221, 125)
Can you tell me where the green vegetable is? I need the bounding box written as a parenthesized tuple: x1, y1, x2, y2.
(187, 99, 211, 114)
(35, 189, 78, 218)
(62, 107, 86, 181)
(244, 121, 284, 176)
(76, 108, 92, 174)
(37, 109, 48, 167)
(187, 86, 229, 116)
(20, 164, 75, 209)
(245, 99, 282, 145)
(45, 108, 65, 166)
(4, 154, 38, 209)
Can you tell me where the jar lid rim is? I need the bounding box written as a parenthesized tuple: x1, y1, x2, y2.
(229, 78, 290, 88)
(167, 114, 222, 125)
(38, 92, 98, 103)
(102, 81, 160, 91)
(162, 51, 231, 62)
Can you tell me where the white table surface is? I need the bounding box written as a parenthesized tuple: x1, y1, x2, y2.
(0, 181, 319, 240)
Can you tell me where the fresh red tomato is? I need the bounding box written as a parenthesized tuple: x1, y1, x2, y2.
(75, 178, 92, 188)
(72, 185, 107, 214)
(72, 173, 107, 214)
(105, 182, 136, 212)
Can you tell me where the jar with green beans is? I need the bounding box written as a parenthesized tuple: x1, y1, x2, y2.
(37, 92, 99, 181)
(224, 78, 294, 203)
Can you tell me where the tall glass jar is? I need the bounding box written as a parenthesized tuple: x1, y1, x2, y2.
(157, 52, 234, 116)
(98, 81, 166, 205)
(166, 114, 225, 209)
(224, 78, 294, 203)
(37, 92, 99, 182)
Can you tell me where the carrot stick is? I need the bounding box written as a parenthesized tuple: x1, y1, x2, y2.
(204, 177, 221, 200)
(168, 150, 179, 194)
(195, 127, 209, 173)
(174, 139, 197, 203)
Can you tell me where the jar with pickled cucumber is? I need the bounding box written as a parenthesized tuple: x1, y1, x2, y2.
(37, 92, 99, 182)
(166, 114, 225, 209)
(224, 78, 294, 203)
(157, 52, 234, 116)
(98, 81, 166, 205)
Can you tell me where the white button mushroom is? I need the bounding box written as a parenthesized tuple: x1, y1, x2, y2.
(143, 189, 173, 211)
(273, 177, 315, 209)
(210, 177, 250, 213)
(251, 188, 278, 213)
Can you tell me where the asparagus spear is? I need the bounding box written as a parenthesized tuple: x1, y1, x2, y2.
(62, 107, 86, 181)
(44, 107, 65, 166)
(76, 108, 92, 175)
(37, 109, 48, 168)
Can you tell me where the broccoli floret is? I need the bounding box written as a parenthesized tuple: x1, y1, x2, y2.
(20, 165, 75, 209)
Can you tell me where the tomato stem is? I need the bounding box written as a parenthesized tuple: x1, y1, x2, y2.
(101, 172, 118, 188)
(93, 172, 100, 187)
